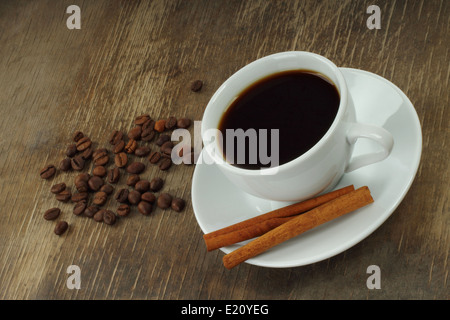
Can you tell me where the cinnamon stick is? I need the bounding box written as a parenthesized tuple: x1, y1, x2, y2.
(203, 185, 355, 251)
(222, 186, 374, 269)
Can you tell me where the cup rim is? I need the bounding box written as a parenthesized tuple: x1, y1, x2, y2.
(201, 51, 348, 176)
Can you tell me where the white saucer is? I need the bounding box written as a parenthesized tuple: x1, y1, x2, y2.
(191, 68, 422, 268)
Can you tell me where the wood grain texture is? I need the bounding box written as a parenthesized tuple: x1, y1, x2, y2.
(0, 0, 447, 299)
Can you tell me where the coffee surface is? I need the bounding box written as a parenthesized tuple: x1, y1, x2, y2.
(219, 70, 340, 169)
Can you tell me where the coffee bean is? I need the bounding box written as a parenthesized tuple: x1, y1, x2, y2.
(115, 188, 129, 203)
(76, 136, 92, 152)
(128, 126, 142, 140)
(73, 201, 87, 216)
(160, 141, 174, 154)
(50, 182, 66, 194)
(93, 209, 104, 222)
(81, 147, 93, 160)
(93, 191, 108, 206)
(149, 177, 164, 192)
(159, 158, 172, 171)
(71, 192, 88, 203)
(92, 165, 107, 177)
(55, 189, 71, 202)
(74, 173, 90, 184)
(113, 140, 125, 154)
(126, 174, 140, 186)
(103, 210, 116, 225)
(115, 152, 128, 168)
(141, 192, 156, 203)
(93, 149, 109, 166)
(66, 144, 78, 157)
(109, 130, 123, 145)
(190, 80, 203, 92)
(107, 167, 120, 184)
(155, 134, 170, 146)
(137, 201, 152, 215)
(135, 146, 151, 157)
(73, 131, 84, 142)
(125, 139, 137, 154)
(88, 175, 104, 191)
(148, 151, 161, 164)
(171, 198, 186, 212)
(44, 207, 61, 220)
(135, 114, 151, 126)
(177, 118, 191, 129)
(59, 158, 71, 172)
(135, 180, 150, 193)
(142, 119, 155, 131)
(141, 128, 156, 142)
(84, 205, 99, 218)
(71, 155, 85, 171)
(126, 161, 145, 174)
(165, 116, 177, 130)
(128, 190, 141, 205)
(117, 204, 130, 217)
(75, 180, 88, 193)
(154, 120, 166, 133)
(93, 148, 108, 158)
(54, 221, 69, 235)
(40, 165, 56, 179)
(100, 184, 114, 195)
(157, 193, 172, 209)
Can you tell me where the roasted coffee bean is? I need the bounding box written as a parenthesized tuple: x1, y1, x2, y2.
(126, 174, 140, 186)
(114, 152, 128, 168)
(88, 175, 104, 191)
(50, 182, 66, 194)
(125, 139, 137, 154)
(73, 201, 87, 216)
(84, 205, 99, 218)
(154, 119, 166, 133)
(157, 193, 172, 209)
(75, 180, 88, 193)
(141, 128, 156, 142)
(177, 118, 191, 129)
(135, 114, 151, 126)
(117, 204, 130, 217)
(165, 116, 177, 130)
(71, 155, 85, 171)
(66, 144, 78, 157)
(142, 119, 155, 131)
(159, 158, 172, 171)
(135, 146, 151, 157)
(148, 151, 161, 164)
(93, 191, 108, 206)
(55, 189, 72, 202)
(171, 198, 186, 212)
(93, 148, 107, 158)
(190, 79, 203, 92)
(81, 147, 93, 160)
(44, 207, 61, 220)
(107, 167, 120, 184)
(155, 134, 170, 146)
(93, 209, 105, 222)
(109, 130, 123, 145)
(103, 210, 116, 225)
(115, 188, 129, 203)
(128, 190, 141, 205)
(141, 192, 156, 203)
(93, 149, 109, 166)
(113, 139, 125, 154)
(73, 131, 84, 142)
(160, 141, 174, 155)
(59, 158, 71, 171)
(40, 164, 56, 179)
(128, 126, 142, 140)
(126, 161, 145, 174)
(71, 192, 88, 203)
(76, 136, 92, 152)
(134, 180, 150, 193)
(92, 165, 107, 177)
(100, 184, 114, 195)
(149, 177, 164, 192)
(75, 172, 90, 184)
(137, 201, 152, 215)
(54, 221, 69, 235)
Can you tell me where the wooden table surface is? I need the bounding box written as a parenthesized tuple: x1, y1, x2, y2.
(0, 0, 448, 300)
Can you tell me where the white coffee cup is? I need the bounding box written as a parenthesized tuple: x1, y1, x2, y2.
(201, 51, 393, 202)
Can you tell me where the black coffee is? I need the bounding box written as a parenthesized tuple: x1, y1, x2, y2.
(218, 70, 340, 169)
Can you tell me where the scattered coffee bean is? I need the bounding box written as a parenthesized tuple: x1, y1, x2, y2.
(154, 119, 166, 133)
(126, 161, 145, 174)
(84, 205, 99, 218)
(135, 114, 151, 126)
(93, 149, 109, 166)
(148, 151, 161, 164)
(135, 179, 150, 193)
(142, 119, 155, 131)
(117, 204, 130, 217)
(103, 210, 116, 225)
(66, 144, 78, 157)
(40, 165, 56, 179)
(93, 209, 104, 222)
(74, 173, 90, 184)
(44, 207, 61, 220)
(50, 183, 66, 194)
(55, 189, 72, 202)
(107, 167, 120, 184)
(125, 139, 137, 154)
(115, 188, 129, 203)
(88, 175, 104, 191)
(135, 146, 151, 157)
(126, 174, 140, 186)
(54, 221, 69, 235)
(115, 152, 128, 168)
(128, 126, 142, 140)
(190, 79, 203, 92)
(73, 131, 84, 142)
(150, 177, 164, 192)
(76, 136, 92, 152)
(155, 134, 170, 146)
(159, 157, 172, 171)
(113, 139, 125, 154)
(93, 191, 108, 206)
(93, 165, 107, 177)
(128, 190, 141, 205)
(93, 148, 108, 158)
(137, 201, 152, 215)
(59, 158, 72, 171)
(177, 118, 191, 129)
(100, 184, 114, 195)
(160, 141, 174, 154)
(141, 192, 156, 203)
(109, 130, 123, 145)
(141, 128, 156, 142)
(157, 193, 172, 209)
(165, 116, 177, 130)
(71, 155, 85, 171)
(171, 198, 186, 212)
(71, 192, 88, 203)
(75, 180, 88, 193)
(81, 147, 93, 160)
(73, 201, 87, 216)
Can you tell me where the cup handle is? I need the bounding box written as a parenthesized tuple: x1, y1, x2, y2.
(345, 123, 394, 172)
